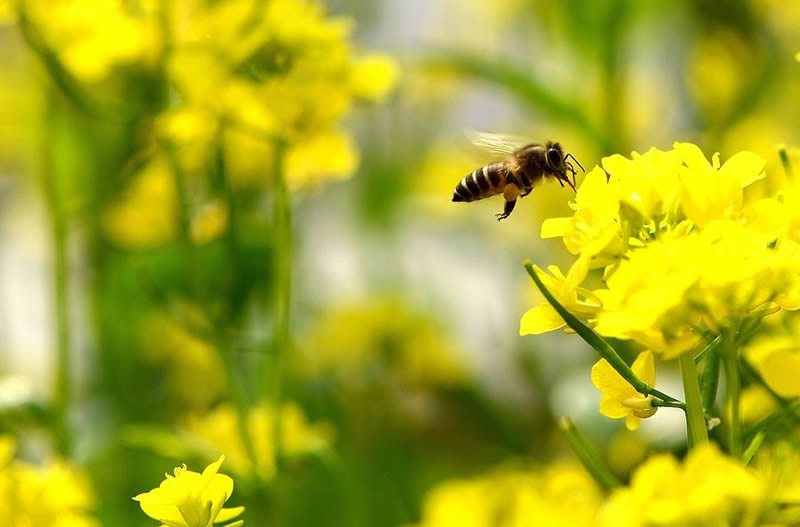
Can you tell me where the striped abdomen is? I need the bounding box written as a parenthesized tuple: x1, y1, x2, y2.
(452, 162, 510, 202)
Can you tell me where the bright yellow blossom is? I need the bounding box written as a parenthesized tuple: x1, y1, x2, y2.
(676, 143, 765, 227)
(520, 263, 601, 335)
(134, 455, 244, 527)
(540, 166, 625, 267)
(591, 350, 656, 430)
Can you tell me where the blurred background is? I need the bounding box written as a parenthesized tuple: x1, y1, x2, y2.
(1, 0, 799, 525)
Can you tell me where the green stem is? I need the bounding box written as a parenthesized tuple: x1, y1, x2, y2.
(524, 260, 681, 402)
(778, 144, 793, 179)
(679, 352, 708, 448)
(559, 417, 620, 491)
(742, 430, 765, 465)
(652, 399, 686, 410)
(722, 347, 742, 457)
(270, 140, 290, 467)
(700, 347, 721, 413)
(43, 93, 71, 455)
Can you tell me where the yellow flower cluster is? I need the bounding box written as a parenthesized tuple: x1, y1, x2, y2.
(409, 462, 604, 527)
(183, 401, 334, 481)
(598, 444, 763, 527)
(0, 436, 98, 526)
(412, 444, 800, 526)
(15, 0, 398, 218)
(523, 143, 800, 359)
(134, 455, 244, 527)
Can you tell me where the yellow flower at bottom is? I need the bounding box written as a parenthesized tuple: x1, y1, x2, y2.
(133, 456, 244, 527)
(591, 350, 656, 430)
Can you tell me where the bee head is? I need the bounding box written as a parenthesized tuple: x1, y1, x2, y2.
(545, 142, 583, 192)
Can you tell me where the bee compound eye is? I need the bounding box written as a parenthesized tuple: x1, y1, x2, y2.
(546, 148, 561, 167)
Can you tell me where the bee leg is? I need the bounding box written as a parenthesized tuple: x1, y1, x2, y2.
(496, 199, 516, 221)
(520, 188, 532, 198)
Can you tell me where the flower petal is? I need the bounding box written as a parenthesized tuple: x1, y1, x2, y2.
(520, 305, 564, 335)
(541, 217, 571, 239)
(631, 351, 655, 386)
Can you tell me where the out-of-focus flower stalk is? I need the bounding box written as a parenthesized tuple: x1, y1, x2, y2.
(42, 93, 71, 456)
(679, 352, 709, 448)
(722, 338, 742, 457)
(269, 139, 290, 470)
(559, 417, 621, 491)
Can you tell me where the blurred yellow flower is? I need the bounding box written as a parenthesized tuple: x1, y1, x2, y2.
(350, 53, 401, 102)
(284, 131, 359, 190)
(183, 402, 334, 481)
(739, 385, 778, 424)
(301, 298, 468, 389)
(22, 0, 160, 82)
(591, 350, 656, 431)
(103, 156, 176, 248)
(747, 335, 800, 398)
(519, 263, 601, 335)
(134, 455, 244, 527)
(599, 443, 763, 527)
(410, 462, 603, 527)
(0, 436, 98, 526)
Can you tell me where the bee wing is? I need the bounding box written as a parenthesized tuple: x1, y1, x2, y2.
(465, 130, 529, 157)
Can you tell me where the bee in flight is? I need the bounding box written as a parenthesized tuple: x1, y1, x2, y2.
(452, 132, 584, 220)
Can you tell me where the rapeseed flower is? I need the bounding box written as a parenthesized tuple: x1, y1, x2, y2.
(520, 263, 601, 335)
(183, 402, 334, 481)
(0, 436, 98, 526)
(591, 351, 657, 430)
(598, 444, 763, 527)
(134, 455, 244, 527)
(527, 143, 800, 359)
(410, 462, 603, 527)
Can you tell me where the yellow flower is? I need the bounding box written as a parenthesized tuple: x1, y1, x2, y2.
(739, 385, 778, 424)
(183, 402, 334, 481)
(133, 455, 244, 527)
(591, 350, 656, 430)
(540, 166, 625, 265)
(747, 335, 800, 398)
(676, 142, 765, 227)
(519, 261, 601, 335)
(599, 443, 763, 527)
(0, 436, 99, 526)
(350, 53, 401, 102)
(410, 462, 603, 527)
(284, 131, 359, 189)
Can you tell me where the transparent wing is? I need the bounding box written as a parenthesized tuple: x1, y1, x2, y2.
(465, 130, 529, 157)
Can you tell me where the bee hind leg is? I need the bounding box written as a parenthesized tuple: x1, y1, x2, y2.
(496, 199, 516, 221)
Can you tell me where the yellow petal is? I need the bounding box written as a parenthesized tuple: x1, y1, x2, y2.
(718, 150, 765, 187)
(599, 395, 629, 419)
(625, 414, 641, 431)
(591, 359, 637, 401)
(540, 217, 571, 238)
(760, 350, 800, 397)
(520, 305, 564, 335)
(215, 506, 245, 523)
(673, 142, 711, 171)
(631, 351, 655, 386)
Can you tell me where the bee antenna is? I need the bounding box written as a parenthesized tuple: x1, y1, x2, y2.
(565, 153, 585, 173)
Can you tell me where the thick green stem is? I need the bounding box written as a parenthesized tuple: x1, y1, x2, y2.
(722, 349, 742, 457)
(679, 352, 708, 448)
(559, 417, 620, 491)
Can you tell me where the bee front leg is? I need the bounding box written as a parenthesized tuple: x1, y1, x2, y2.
(496, 199, 516, 221)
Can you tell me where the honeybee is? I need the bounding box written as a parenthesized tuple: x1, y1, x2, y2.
(452, 132, 584, 220)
